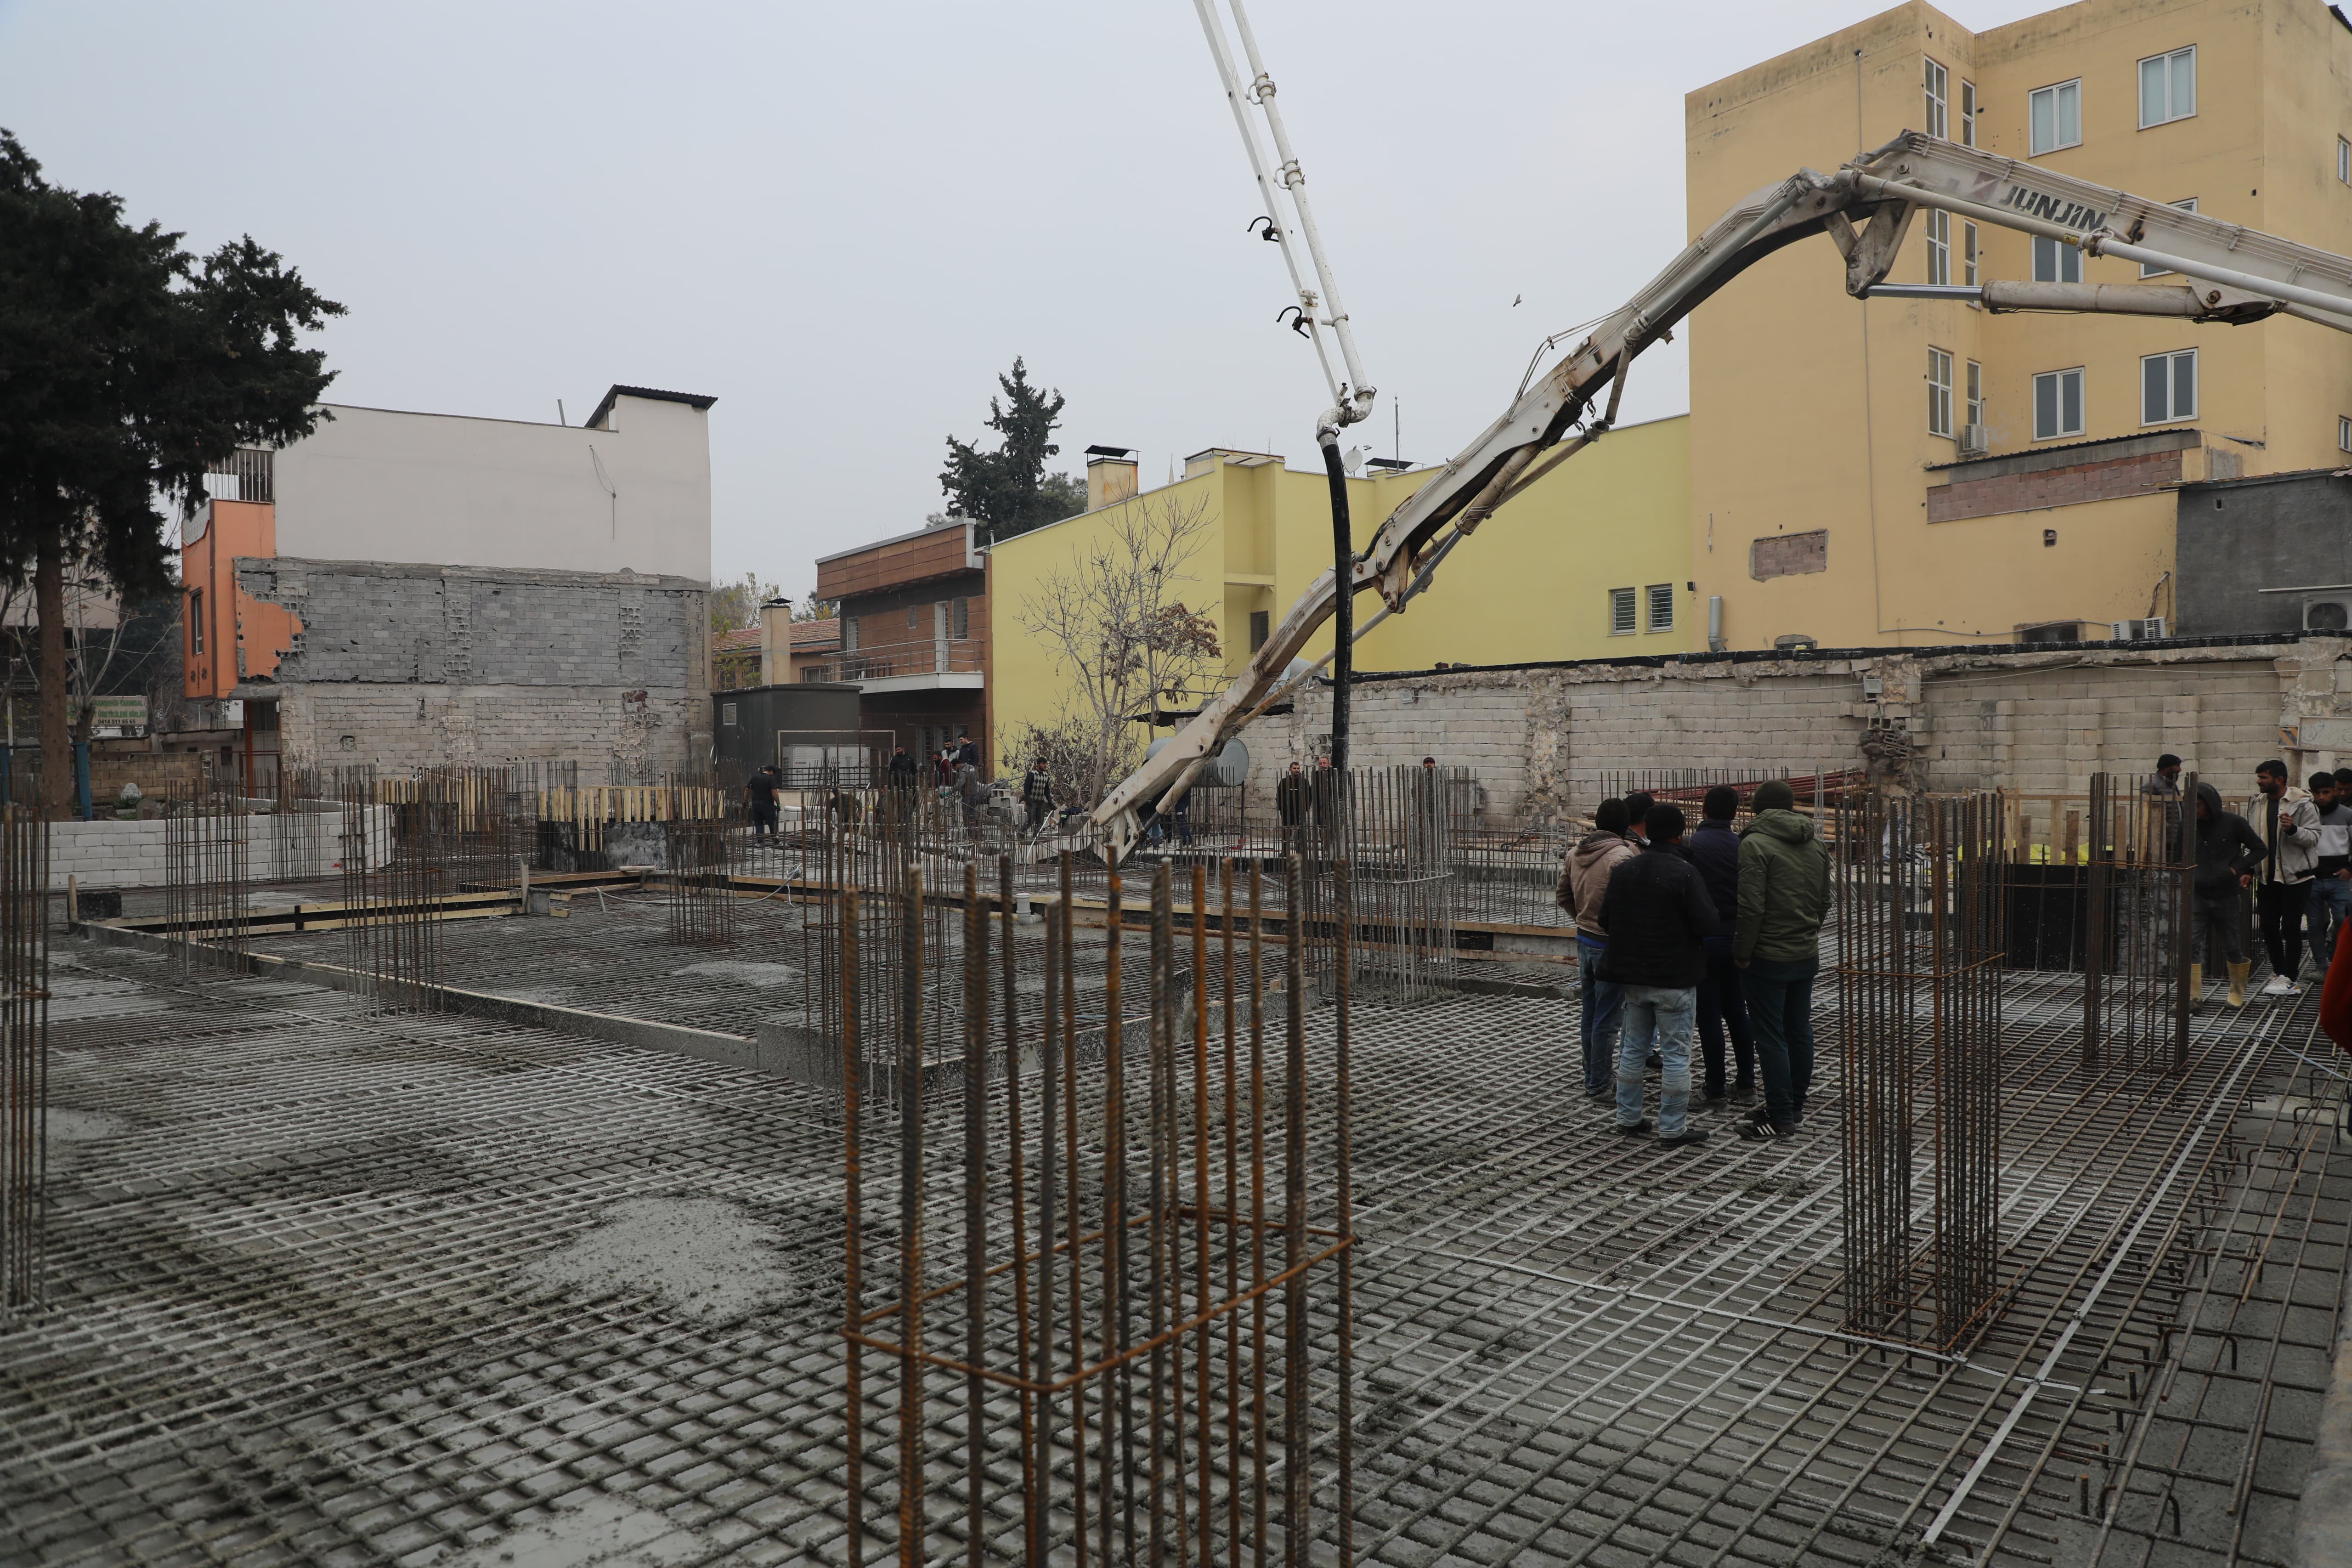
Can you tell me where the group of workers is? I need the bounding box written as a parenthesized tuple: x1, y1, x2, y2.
(2164, 753, 2352, 1006)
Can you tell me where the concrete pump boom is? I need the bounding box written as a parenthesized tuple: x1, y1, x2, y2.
(1094, 130, 2352, 851)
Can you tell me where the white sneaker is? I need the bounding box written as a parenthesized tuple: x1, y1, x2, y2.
(2261, 974, 2294, 996)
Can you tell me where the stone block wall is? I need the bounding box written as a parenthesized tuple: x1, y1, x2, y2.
(237, 558, 711, 778)
(1232, 636, 2350, 824)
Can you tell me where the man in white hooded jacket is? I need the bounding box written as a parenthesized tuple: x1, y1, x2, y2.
(2253, 759, 2321, 996)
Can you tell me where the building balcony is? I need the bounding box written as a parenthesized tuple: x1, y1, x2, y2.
(801, 637, 984, 693)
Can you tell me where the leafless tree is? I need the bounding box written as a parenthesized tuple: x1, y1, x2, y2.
(1013, 489, 1224, 809)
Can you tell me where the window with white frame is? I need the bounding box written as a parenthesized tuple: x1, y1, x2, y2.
(1961, 80, 1978, 146)
(2340, 415, 2351, 453)
(2340, 137, 2350, 186)
(2033, 234, 2083, 284)
(1925, 209, 1950, 285)
(2142, 349, 2196, 424)
(1608, 587, 1637, 636)
(2141, 198, 2197, 277)
(1925, 57, 1948, 139)
(1928, 347, 1955, 438)
(2138, 46, 2194, 129)
(1646, 583, 1675, 634)
(2030, 79, 2082, 155)
(722, 702, 738, 728)
(1963, 221, 1979, 285)
(1965, 360, 1984, 430)
(2034, 367, 2085, 440)
(189, 589, 204, 656)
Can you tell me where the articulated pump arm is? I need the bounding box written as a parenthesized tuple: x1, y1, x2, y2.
(1095, 131, 2352, 849)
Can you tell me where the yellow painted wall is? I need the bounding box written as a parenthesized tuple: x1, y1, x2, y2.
(986, 421, 1693, 758)
(1687, 0, 2352, 649)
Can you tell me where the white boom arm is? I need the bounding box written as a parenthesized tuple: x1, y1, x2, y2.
(1095, 131, 2352, 850)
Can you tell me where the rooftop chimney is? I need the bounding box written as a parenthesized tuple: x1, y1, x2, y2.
(1085, 445, 1139, 513)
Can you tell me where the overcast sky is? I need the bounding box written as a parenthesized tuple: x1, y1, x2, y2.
(1, 0, 2047, 600)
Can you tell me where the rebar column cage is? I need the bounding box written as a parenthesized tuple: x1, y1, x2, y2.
(662, 776, 736, 947)
(2081, 770, 2193, 1076)
(1835, 791, 2007, 1349)
(163, 778, 249, 972)
(840, 851, 1356, 1564)
(0, 807, 47, 1314)
(338, 769, 445, 1012)
(268, 766, 332, 885)
(1295, 765, 1463, 1004)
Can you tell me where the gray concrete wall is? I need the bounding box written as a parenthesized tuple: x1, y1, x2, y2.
(1231, 636, 2352, 824)
(239, 557, 712, 777)
(2176, 472, 2352, 636)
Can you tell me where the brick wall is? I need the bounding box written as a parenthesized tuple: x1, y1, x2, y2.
(238, 558, 709, 777)
(1927, 447, 2182, 524)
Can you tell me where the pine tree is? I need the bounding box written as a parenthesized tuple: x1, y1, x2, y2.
(0, 130, 342, 817)
(939, 358, 1086, 545)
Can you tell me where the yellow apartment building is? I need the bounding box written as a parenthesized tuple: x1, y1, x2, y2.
(1690, 0, 2352, 650)
(984, 416, 1691, 754)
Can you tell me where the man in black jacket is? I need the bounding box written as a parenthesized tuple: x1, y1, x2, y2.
(1598, 803, 1720, 1146)
(2194, 780, 2266, 1007)
(1687, 786, 1755, 1104)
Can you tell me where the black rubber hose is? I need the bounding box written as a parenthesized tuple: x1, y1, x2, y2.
(1321, 439, 1352, 782)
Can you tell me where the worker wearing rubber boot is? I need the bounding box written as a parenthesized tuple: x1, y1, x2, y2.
(2192, 781, 2265, 1007)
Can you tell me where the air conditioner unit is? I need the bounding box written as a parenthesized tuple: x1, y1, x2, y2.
(1957, 423, 1990, 457)
(2304, 595, 2352, 632)
(2110, 617, 2166, 640)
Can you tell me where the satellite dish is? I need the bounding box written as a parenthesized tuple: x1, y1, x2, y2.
(1209, 738, 1250, 787)
(1283, 657, 1313, 685)
(1342, 446, 1363, 474)
(1146, 736, 1171, 762)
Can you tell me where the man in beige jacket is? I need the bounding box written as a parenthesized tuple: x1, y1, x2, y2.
(1559, 797, 1640, 1098)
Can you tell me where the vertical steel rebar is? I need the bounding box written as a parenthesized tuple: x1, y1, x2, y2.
(897, 861, 925, 1565)
(1281, 851, 1310, 1562)
(840, 885, 865, 1568)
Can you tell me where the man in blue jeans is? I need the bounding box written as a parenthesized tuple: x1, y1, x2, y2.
(1596, 802, 1719, 1147)
(1560, 798, 1639, 1098)
(2310, 770, 2352, 964)
(1687, 785, 1756, 1104)
(1731, 780, 1831, 1142)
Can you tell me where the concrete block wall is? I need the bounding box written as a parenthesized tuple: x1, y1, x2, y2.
(238, 558, 709, 777)
(1231, 637, 2352, 825)
(46, 805, 390, 890)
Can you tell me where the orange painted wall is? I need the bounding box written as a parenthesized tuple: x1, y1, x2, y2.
(180, 500, 300, 698)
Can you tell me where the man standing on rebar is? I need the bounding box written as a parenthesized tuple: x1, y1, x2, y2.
(1021, 757, 1054, 835)
(1560, 797, 1638, 1102)
(2192, 781, 2264, 1007)
(2309, 770, 2352, 966)
(743, 764, 782, 837)
(1731, 780, 1830, 1143)
(1689, 785, 1756, 1106)
(1595, 802, 1717, 1147)
(888, 745, 917, 789)
(2252, 760, 2320, 996)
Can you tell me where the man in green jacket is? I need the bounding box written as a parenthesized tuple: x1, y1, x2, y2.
(1731, 780, 1831, 1142)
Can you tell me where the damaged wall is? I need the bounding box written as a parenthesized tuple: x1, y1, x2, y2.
(1236, 636, 2351, 822)
(235, 558, 711, 777)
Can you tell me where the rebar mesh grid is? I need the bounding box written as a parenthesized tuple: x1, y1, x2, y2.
(163, 777, 249, 972)
(2082, 770, 2194, 1077)
(3, 934, 2348, 1567)
(839, 852, 1357, 1562)
(1834, 792, 2007, 1349)
(0, 807, 46, 1313)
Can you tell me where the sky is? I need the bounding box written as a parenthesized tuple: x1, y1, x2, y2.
(0, 0, 2050, 602)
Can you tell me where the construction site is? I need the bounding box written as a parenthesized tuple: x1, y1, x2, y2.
(0, 755, 2341, 1568)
